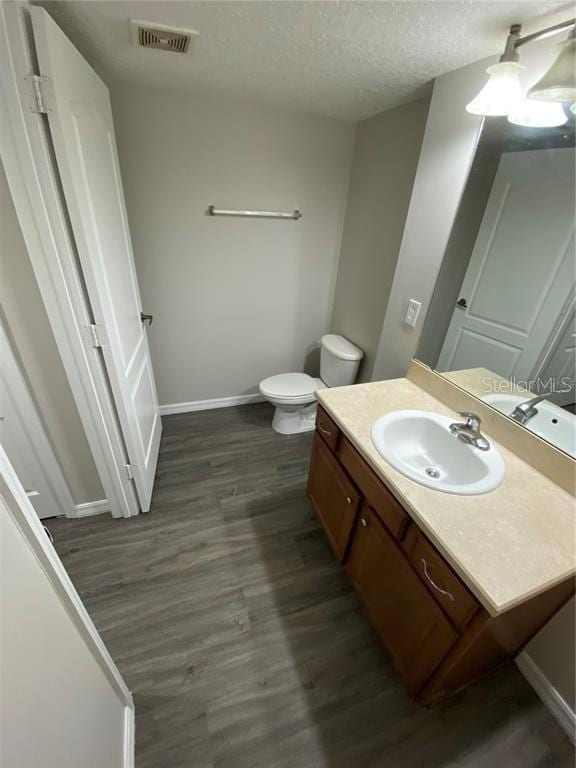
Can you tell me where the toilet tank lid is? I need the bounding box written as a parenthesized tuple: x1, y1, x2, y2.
(321, 334, 363, 361)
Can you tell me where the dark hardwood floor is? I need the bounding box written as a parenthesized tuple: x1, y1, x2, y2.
(48, 403, 575, 768)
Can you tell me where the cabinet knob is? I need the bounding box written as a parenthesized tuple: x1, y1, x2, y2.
(360, 517, 368, 527)
(319, 425, 332, 437)
(345, 496, 353, 504)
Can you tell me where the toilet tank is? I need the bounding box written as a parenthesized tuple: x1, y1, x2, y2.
(320, 334, 363, 387)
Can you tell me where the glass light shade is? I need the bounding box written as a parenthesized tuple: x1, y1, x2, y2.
(528, 38, 576, 102)
(466, 62, 525, 116)
(508, 98, 567, 127)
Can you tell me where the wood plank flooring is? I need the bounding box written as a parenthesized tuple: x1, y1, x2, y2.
(48, 403, 575, 768)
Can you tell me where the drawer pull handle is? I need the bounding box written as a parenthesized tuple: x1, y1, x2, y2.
(421, 558, 455, 602)
(319, 425, 332, 437)
(43, 525, 54, 545)
(360, 517, 368, 527)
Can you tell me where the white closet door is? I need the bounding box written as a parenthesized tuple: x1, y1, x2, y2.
(437, 148, 575, 382)
(31, 7, 161, 512)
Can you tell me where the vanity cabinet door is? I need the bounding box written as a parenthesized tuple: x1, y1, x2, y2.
(346, 506, 457, 694)
(307, 433, 360, 562)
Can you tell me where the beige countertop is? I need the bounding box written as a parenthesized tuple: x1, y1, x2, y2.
(317, 378, 575, 617)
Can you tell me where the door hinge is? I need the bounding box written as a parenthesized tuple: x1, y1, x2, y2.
(85, 324, 108, 348)
(125, 464, 135, 481)
(24, 74, 53, 115)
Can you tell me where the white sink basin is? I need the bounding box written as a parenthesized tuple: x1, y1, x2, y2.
(371, 410, 505, 495)
(482, 393, 576, 458)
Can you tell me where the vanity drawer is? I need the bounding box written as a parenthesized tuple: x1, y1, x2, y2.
(402, 525, 479, 630)
(338, 437, 408, 540)
(316, 405, 341, 453)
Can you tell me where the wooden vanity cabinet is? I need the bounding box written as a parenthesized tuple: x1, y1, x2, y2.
(346, 505, 457, 694)
(307, 405, 575, 705)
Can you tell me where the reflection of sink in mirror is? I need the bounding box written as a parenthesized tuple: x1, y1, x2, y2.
(371, 410, 505, 495)
(482, 394, 576, 458)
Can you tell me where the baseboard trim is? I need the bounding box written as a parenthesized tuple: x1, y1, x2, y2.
(72, 499, 110, 518)
(123, 705, 135, 768)
(159, 393, 265, 416)
(516, 651, 575, 742)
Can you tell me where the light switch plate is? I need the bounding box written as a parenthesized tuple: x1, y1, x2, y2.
(404, 299, 422, 328)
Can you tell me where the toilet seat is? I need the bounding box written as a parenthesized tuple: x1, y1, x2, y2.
(259, 373, 323, 404)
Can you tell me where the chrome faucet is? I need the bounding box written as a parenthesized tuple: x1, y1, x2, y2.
(510, 395, 545, 425)
(449, 412, 491, 451)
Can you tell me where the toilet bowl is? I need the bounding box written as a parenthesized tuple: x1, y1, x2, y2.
(259, 373, 326, 434)
(259, 335, 363, 435)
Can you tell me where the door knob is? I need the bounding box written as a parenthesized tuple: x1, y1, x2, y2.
(140, 312, 153, 326)
(456, 298, 468, 309)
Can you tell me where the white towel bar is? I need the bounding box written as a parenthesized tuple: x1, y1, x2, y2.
(208, 205, 301, 220)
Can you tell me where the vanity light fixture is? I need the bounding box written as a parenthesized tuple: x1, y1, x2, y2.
(466, 18, 575, 127)
(508, 98, 568, 128)
(466, 61, 525, 117)
(528, 29, 576, 102)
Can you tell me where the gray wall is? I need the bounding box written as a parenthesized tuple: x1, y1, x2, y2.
(524, 596, 575, 713)
(371, 37, 569, 383)
(371, 59, 489, 381)
(0, 161, 103, 505)
(112, 86, 354, 406)
(329, 98, 430, 382)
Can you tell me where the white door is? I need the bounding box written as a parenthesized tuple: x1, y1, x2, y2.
(0, 444, 134, 768)
(0, 321, 74, 520)
(31, 7, 161, 512)
(437, 148, 575, 382)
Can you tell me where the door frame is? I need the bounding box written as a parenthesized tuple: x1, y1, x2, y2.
(0, 442, 135, 765)
(0, 1, 139, 518)
(0, 317, 76, 519)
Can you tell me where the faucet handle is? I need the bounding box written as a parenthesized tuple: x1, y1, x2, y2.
(457, 411, 481, 430)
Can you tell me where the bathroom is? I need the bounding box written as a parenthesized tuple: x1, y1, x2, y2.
(0, 1, 574, 766)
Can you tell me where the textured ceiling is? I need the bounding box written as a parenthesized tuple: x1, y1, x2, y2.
(38, 1, 572, 121)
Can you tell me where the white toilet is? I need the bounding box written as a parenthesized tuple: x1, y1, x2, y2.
(259, 334, 363, 435)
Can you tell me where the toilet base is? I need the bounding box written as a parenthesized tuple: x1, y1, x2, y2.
(271, 402, 317, 435)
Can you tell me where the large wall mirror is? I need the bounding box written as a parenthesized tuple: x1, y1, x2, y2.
(417, 114, 575, 458)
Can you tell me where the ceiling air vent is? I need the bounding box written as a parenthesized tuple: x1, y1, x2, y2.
(130, 20, 199, 55)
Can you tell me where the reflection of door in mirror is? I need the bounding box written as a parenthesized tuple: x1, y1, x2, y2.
(437, 148, 575, 386)
(536, 308, 575, 408)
